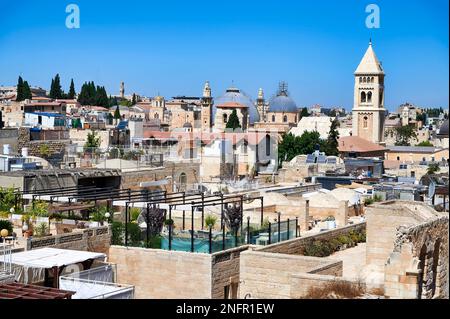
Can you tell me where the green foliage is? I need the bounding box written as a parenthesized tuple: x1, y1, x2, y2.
(34, 222, 50, 237)
(111, 221, 142, 246)
(300, 107, 309, 118)
(323, 118, 340, 156)
(0, 187, 16, 212)
(127, 222, 142, 246)
(111, 221, 124, 245)
(38, 144, 51, 158)
(303, 229, 366, 257)
(427, 163, 440, 175)
(72, 118, 82, 128)
(364, 194, 382, 206)
(68, 79, 76, 99)
(394, 125, 418, 146)
(29, 200, 49, 217)
(114, 106, 121, 119)
(225, 109, 241, 130)
(16, 76, 25, 101)
(90, 205, 108, 222)
(416, 140, 433, 147)
(119, 99, 132, 107)
(23, 81, 32, 100)
(164, 218, 174, 226)
(132, 93, 137, 105)
(262, 217, 270, 229)
(416, 112, 427, 123)
(77, 81, 109, 107)
(49, 74, 64, 99)
(278, 131, 325, 166)
(205, 214, 218, 229)
(0, 220, 13, 235)
(145, 235, 162, 249)
(130, 207, 141, 222)
(84, 131, 101, 152)
(425, 107, 444, 118)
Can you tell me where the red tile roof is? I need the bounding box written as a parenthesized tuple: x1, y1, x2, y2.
(338, 136, 386, 153)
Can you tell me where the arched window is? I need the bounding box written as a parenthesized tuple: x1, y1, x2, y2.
(223, 113, 228, 124)
(371, 77, 375, 83)
(154, 113, 159, 119)
(367, 91, 372, 103)
(362, 77, 366, 83)
(363, 116, 368, 128)
(359, 77, 362, 83)
(272, 115, 275, 122)
(294, 115, 297, 123)
(265, 134, 271, 157)
(179, 172, 187, 190)
(361, 92, 366, 103)
(283, 115, 288, 123)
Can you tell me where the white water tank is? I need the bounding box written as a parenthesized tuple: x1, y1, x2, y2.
(3, 144, 11, 155)
(22, 147, 29, 157)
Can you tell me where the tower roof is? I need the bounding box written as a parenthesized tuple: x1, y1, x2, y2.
(354, 41, 384, 75)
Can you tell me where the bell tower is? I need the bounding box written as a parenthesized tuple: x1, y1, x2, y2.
(256, 88, 267, 122)
(352, 40, 386, 144)
(201, 81, 213, 131)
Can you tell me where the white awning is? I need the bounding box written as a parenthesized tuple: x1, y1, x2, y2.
(10, 248, 106, 269)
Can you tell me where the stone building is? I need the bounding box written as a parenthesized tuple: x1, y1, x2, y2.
(352, 41, 386, 144)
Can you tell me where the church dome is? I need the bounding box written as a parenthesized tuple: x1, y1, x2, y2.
(268, 82, 298, 113)
(213, 87, 259, 123)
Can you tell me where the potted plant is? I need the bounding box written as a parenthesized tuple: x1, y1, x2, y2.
(205, 214, 218, 230)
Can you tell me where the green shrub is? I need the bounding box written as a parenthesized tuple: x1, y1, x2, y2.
(34, 222, 50, 237)
(29, 200, 49, 217)
(127, 222, 142, 246)
(130, 207, 141, 222)
(0, 219, 13, 235)
(111, 221, 124, 245)
(205, 214, 218, 229)
(145, 235, 162, 249)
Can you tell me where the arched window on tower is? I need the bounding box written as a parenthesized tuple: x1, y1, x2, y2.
(265, 134, 271, 157)
(272, 115, 275, 122)
(363, 116, 368, 128)
(371, 77, 375, 83)
(363, 77, 367, 83)
(361, 92, 366, 103)
(283, 115, 288, 123)
(223, 113, 228, 124)
(154, 113, 159, 119)
(367, 91, 372, 103)
(359, 77, 362, 83)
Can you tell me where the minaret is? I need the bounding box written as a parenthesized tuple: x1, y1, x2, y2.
(201, 81, 213, 131)
(256, 88, 266, 122)
(352, 40, 386, 144)
(120, 82, 125, 99)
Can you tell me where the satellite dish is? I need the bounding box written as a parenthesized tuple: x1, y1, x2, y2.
(428, 181, 436, 199)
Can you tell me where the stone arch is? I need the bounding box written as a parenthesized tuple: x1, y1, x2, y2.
(417, 243, 428, 299)
(361, 91, 366, 103)
(359, 77, 362, 83)
(431, 239, 441, 298)
(363, 77, 366, 83)
(367, 91, 372, 103)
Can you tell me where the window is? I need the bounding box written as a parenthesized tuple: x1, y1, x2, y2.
(397, 156, 400, 161)
(265, 134, 271, 157)
(367, 91, 372, 103)
(154, 113, 159, 119)
(363, 116, 368, 128)
(371, 77, 375, 83)
(363, 77, 366, 83)
(283, 115, 288, 123)
(272, 115, 275, 122)
(361, 92, 366, 103)
(411, 171, 415, 178)
(359, 77, 362, 83)
(179, 172, 187, 188)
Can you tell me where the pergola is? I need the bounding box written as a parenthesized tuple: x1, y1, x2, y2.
(0, 282, 75, 299)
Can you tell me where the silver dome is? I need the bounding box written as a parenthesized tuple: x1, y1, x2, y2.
(268, 82, 298, 113)
(213, 87, 260, 123)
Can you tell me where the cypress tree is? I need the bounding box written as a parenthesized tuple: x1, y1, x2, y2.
(49, 74, 63, 99)
(225, 109, 241, 130)
(114, 106, 121, 120)
(16, 76, 24, 101)
(132, 93, 136, 105)
(23, 81, 32, 100)
(324, 118, 340, 156)
(68, 79, 76, 99)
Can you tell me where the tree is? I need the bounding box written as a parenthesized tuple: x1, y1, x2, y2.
(223, 203, 242, 233)
(68, 79, 76, 99)
(84, 130, 101, 153)
(278, 131, 324, 166)
(427, 163, 440, 175)
(300, 107, 309, 119)
(225, 109, 241, 130)
(38, 144, 51, 159)
(132, 93, 137, 105)
(114, 106, 121, 120)
(23, 81, 32, 100)
(394, 125, 418, 146)
(49, 74, 63, 99)
(16, 76, 25, 101)
(324, 118, 339, 156)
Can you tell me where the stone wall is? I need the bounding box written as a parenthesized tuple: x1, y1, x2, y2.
(239, 250, 342, 299)
(27, 226, 111, 255)
(256, 222, 366, 255)
(108, 245, 212, 299)
(290, 273, 364, 298)
(384, 216, 449, 299)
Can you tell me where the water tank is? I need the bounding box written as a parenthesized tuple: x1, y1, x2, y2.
(3, 144, 11, 155)
(22, 147, 29, 157)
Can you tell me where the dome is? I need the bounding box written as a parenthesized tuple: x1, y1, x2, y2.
(438, 120, 449, 137)
(268, 82, 298, 113)
(213, 87, 259, 123)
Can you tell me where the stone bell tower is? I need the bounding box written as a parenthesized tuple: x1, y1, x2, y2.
(201, 81, 213, 131)
(352, 40, 386, 144)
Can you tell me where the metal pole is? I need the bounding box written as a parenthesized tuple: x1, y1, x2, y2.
(146, 204, 150, 248)
(209, 227, 212, 254)
(191, 206, 194, 253)
(268, 222, 271, 245)
(125, 203, 128, 247)
(278, 212, 281, 243)
(247, 216, 251, 244)
(201, 193, 204, 230)
(287, 218, 290, 240)
(240, 196, 243, 231)
(169, 205, 172, 251)
(222, 221, 226, 251)
(182, 210, 185, 230)
(220, 194, 224, 230)
(296, 217, 299, 238)
(260, 197, 264, 227)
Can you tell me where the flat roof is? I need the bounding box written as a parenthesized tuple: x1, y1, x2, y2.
(10, 248, 106, 269)
(0, 283, 75, 299)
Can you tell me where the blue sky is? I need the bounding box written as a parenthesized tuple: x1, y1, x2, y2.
(0, 0, 448, 110)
